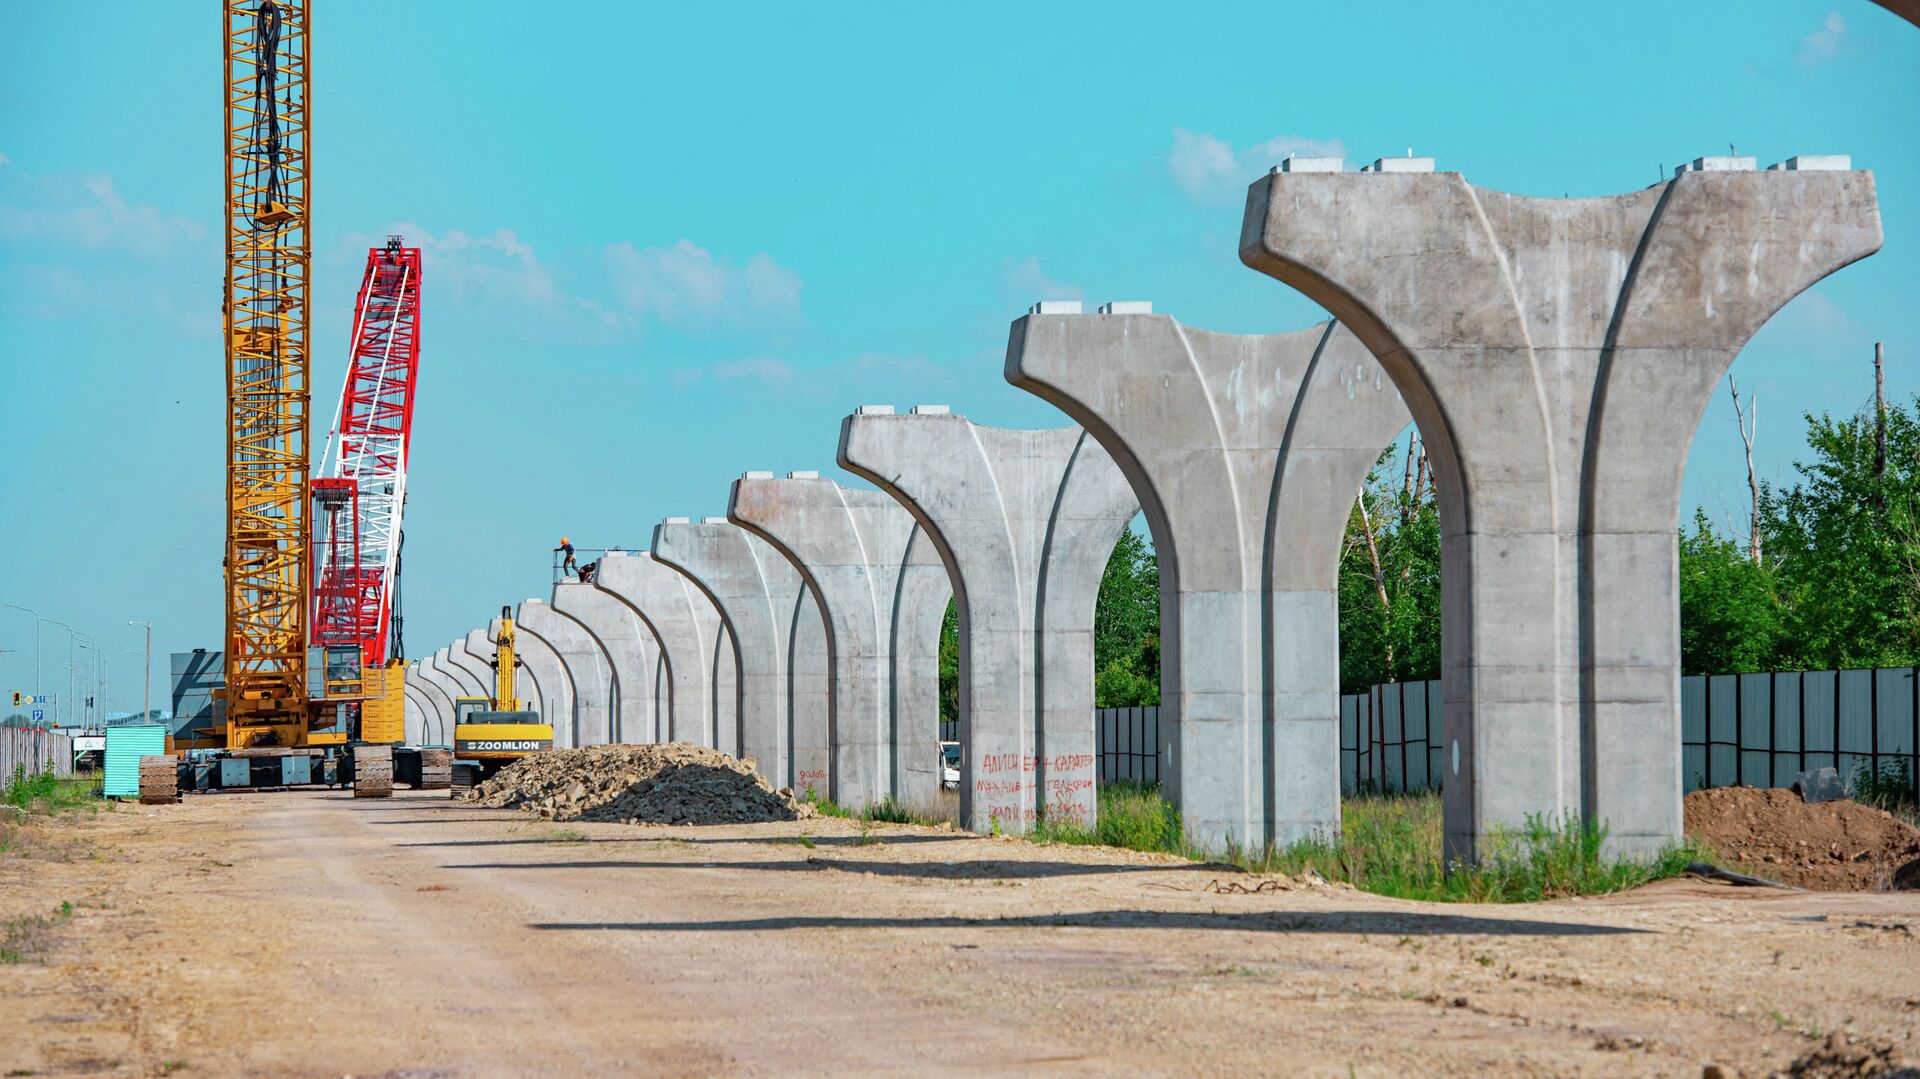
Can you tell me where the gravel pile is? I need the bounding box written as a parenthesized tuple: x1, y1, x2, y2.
(468, 742, 816, 825)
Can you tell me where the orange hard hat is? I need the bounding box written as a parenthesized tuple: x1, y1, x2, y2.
(561, 536, 569, 544)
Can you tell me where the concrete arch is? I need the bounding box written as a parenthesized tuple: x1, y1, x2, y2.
(551, 578, 658, 744)
(442, 638, 495, 701)
(592, 551, 723, 747)
(842, 413, 1139, 832)
(406, 663, 458, 744)
(1239, 156, 1881, 859)
(519, 599, 613, 746)
(432, 647, 486, 699)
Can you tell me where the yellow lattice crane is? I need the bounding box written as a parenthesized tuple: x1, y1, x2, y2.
(221, 0, 314, 750)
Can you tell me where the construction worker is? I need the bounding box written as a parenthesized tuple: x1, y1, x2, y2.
(557, 536, 577, 578)
(576, 560, 598, 584)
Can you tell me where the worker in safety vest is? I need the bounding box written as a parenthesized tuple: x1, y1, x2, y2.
(557, 536, 577, 577)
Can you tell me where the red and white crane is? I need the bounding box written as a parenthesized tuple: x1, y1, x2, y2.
(312, 235, 422, 667)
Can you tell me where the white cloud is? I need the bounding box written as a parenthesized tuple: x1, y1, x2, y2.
(1167, 126, 1346, 203)
(605, 239, 802, 322)
(709, 357, 798, 387)
(359, 223, 613, 333)
(0, 157, 204, 255)
(1002, 255, 1083, 306)
(1797, 11, 1846, 66)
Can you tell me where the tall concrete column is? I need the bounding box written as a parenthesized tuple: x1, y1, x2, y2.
(712, 621, 738, 757)
(515, 601, 593, 749)
(729, 470, 951, 811)
(1008, 305, 1410, 848)
(521, 599, 614, 746)
(842, 410, 1138, 832)
(787, 576, 831, 795)
(469, 617, 544, 719)
(592, 550, 722, 746)
(653, 516, 812, 783)
(1241, 153, 1881, 859)
(434, 646, 487, 699)
(551, 580, 658, 743)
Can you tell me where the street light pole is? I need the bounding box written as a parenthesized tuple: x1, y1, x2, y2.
(45, 619, 74, 726)
(5, 604, 42, 705)
(129, 621, 151, 724)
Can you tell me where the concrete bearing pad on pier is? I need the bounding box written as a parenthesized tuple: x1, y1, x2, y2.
(520, 599, 614, 746)
(841, 410, 1138, 833)
(514, 602, 584, 749)
(592, 551, 727, 748)
(552, 580, 660, 744)
(729, 471, 951, 812)
(1240, 153, 1882, 861)
(1008, 306, 1410, 849)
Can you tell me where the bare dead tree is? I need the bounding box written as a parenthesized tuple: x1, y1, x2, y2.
(1356, 488, 1395, 670)
(1729, 376, 1762, 565)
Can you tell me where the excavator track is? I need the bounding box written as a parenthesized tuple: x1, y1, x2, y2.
(138, 754, 180, 805)
(353, 745, 393, 798)
(417, 747, 452, 790)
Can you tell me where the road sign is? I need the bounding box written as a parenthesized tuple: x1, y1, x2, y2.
(31, 709, 44, 722)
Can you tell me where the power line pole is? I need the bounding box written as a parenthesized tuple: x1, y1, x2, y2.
(1874, 341, 1887, 511)
(130, 621, 151, 724)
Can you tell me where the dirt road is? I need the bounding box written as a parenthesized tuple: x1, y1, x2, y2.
(3, 790, 1917, 1077)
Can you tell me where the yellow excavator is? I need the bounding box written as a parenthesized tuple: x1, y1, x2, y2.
(450, 606, 553, 791)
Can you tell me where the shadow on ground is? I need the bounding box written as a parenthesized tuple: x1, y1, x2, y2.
(442, 856, 1206, 880)
(527, 910, 1645, 937)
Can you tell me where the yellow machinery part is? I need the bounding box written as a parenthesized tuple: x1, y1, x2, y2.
(358, 664, 406, 745)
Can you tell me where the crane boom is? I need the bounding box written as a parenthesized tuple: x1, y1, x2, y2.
(315, 237, 423, 668)
(222, 0, 313, 748)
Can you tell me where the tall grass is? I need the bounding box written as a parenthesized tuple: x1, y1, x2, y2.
(3, 766, 96, 816)
(1029, 784, 1706, 903)
(1851, 758, 1918, 827)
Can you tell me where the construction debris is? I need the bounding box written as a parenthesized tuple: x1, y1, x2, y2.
(1684, 787, 1920, 891)
(466, 742, 817, 825)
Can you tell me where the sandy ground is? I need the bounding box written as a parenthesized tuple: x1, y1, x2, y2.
(2, 790, 1917, 1078)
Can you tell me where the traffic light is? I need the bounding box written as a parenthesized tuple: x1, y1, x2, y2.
(9, 691, 19, 707)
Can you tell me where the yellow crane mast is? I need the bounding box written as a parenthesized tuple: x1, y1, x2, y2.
(222, 0, 315, 749)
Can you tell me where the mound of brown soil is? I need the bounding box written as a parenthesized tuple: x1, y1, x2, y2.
(1783, 1032, 1916, 1078)
(1683, 787, 1920, 891)
(468, 742, 816, 825)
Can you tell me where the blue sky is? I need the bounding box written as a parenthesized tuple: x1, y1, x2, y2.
(2, 1, 1915, 720)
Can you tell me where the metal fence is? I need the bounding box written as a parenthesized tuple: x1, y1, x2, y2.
(1081, 665, 1920, 801)
(1, 728, 76, 782)
(1095, 706, 1161, 786)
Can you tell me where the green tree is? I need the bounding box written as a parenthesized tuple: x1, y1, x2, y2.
(1092, 528, 1160, 707)
(1338, 442, 1442, 693)
(1676, 509, 1780, 674)
(1761, 396, 1920, 669)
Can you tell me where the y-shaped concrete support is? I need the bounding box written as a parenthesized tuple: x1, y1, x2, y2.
(841, 409, 1139, 832)
(414, 655, 467, 724)
(510, 606, 576, 748)
(593, 550, 723, 746)
(488, 615, 544, 719)
(729, 471, 951, 811)
(1009, 305, 1411, 848)
(443, 639, 493, 700)
(552, 580, 658, 744)
(1241, 153, 1881, 860)
(652, 516, 804, 778)
(524, 599, 615, 746)
(434, 646, 487, 699)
